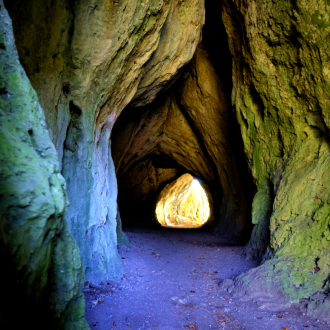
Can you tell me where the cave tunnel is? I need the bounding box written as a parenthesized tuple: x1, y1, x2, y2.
(1, 0, 330, 328)
(111, 69, 253, 236)
(111, 92, 221, 231)
(111, 0, 255, 238)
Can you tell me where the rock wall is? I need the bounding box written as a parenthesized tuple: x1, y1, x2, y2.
(112, 45, 253, 238)
(179, 45, 253, 238)
(2, 0, 330, 324)
(220, 0, 330, 319)
(117, 157, 181, 227)
(0, 3, 87, 328)
(4, 0, 205, 282)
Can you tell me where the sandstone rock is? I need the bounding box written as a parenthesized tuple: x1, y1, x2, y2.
(243, 180, 272, 260)
(117, 157, 180, 227)
(218, 278, 234, 290)
(222, 0, 330, 318)
(112, 45, 253, 236)
(179, 45, 253, 238)
(112, 92, 218, 227)
(155, 173, 212, 228)
(131, 0, 205, 106)
(4, 0, 205, 282)
(2, 0, 330, 324)
(0, 3, 87, 328)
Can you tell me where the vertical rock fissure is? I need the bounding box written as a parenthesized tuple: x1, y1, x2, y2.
(174, 85, 223, 223)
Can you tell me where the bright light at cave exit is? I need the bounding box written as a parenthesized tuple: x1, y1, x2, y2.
(155, 174, 211, 228)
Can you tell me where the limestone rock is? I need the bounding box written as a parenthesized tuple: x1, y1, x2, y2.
(0, 3, 87, 328)
(155, 173, 212, 228)
(179, 45, 253, 238)
(222, 0, 330, 318)
(4, 0, 205, 282)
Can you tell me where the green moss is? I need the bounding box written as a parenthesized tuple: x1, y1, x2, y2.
(252, 181, 272, 225)
(225, 0, 330, 318)
(48, 225, 89, 329)
(0, 5, 87, 328)
(311, 10, 329, 29)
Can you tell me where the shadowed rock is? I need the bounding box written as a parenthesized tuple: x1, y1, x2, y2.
(4, 0, 205, 283)
(221, 0, 330, 320)
(0, 3, 88, 328)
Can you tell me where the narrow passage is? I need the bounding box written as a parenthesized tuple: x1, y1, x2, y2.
(84, 229, 328, 330)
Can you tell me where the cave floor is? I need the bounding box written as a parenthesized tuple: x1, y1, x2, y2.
(84, 228, 328, 330)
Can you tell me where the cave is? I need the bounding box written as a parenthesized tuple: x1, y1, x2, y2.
(0, 0, 330, 329)
(154, 173, 212, 228)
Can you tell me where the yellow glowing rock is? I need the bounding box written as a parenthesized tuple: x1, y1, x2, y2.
(155, 173, 211, 228)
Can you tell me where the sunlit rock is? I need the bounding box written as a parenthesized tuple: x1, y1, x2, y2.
(180, 45, 253, 237)
(111, 93, 218, 227)
(2, 0, 330, 325)
(156, 174, 212, 228)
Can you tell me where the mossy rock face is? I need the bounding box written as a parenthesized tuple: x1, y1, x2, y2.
(4, 0, 205, 282)
(0, 3, 88, 328)
(222, 0, 330, 320)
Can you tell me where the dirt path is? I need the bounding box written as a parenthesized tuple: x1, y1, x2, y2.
(84, 228, 329, 330)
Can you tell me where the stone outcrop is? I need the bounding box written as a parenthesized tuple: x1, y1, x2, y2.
(219, 0, 330, 320)
(0, 3, 87, 328)
(4, 0, 205, 282)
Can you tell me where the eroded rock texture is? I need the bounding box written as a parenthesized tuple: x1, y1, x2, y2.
(0, 4, 87, 328)
(112, 90, 219, 227)
(2, 0, 330, 325)
(4, 0, 205, 282)
(179, 45, 252, 237)
(112, 45, 253, 237)
(220, 0, 330, 319)
(155, 173, 212, 228)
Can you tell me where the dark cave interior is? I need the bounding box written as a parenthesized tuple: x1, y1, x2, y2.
(111, 1, 255, 242)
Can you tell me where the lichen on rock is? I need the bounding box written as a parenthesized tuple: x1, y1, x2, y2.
(2, 0, 330, 324)
(221, 0, 330, 319)
(0, 2, 87, 328)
